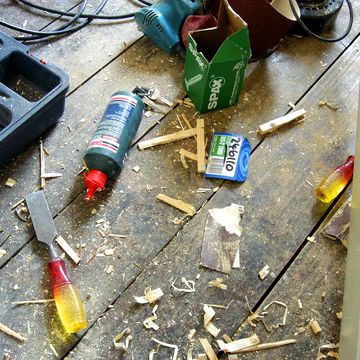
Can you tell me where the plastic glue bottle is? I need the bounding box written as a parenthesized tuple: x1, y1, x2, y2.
(83, 91, 145, 201)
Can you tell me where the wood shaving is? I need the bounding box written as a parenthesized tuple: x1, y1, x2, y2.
(259, 265, 270, 280)
(151, 338, 179, 360)
(262, 301, 288, 331)
(12, 299, 54, 305)
(113, 328, 132, 351)
(199, 338, 218, 360)
(49, 344, 59, 357)
(201, 300, 234, 310)
(105, 265, 114, 274)
(298, 299, 303, 310)
(5, 178, 16, 188)
(208, 278, 227, 290)
(316, 343, 339, 360)
(171, 277, 195, 293)
(318, 99, 339, 111)
(134, 288, 164, 304)
(203, 305, 220, 337)
(143, 305, 159, 331)
(217, 334, 260, 353)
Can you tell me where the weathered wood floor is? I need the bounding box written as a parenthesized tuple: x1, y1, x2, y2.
(0, 1, 359, 359)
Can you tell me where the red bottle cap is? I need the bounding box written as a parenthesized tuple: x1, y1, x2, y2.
(84, 170, 107, 201)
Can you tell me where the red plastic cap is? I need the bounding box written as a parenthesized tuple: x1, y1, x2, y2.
(84, 169, 107, 201)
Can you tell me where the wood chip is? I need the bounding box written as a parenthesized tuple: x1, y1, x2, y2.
(181, 114, 193, 129)
(258, 108, 306, 135)
(180, 154, 189, 169)
(151, 338, 179, 360)
(188, 329, 196, 340)
(0, 322, 26, 342)
(55, 236, 81, 265)
(132, 166, 141, 173)
(259, 265, 270, 280)
(138, 128, 197, 150)
(307, 236, 315, 243)
(298, 299, 303, 310)
(217, 334, 260, 353)
(113, 328, 132, 351)
(310, 319, 322, 334)
(336, 311, 343, 319)
(208, 278, 227, 290)
(0, 249, 6, 258)
(105, 265, 114, 274)
(196, 118, 206, 173)
(5, 178, 16, 188)
(199, 338, 218, 360)
(104, 248, 114, 256)
(134, 288, 164, 304)
(91, 208, 97, 215)
(157, 193, 195, 216)
(143, 305, 159, 331)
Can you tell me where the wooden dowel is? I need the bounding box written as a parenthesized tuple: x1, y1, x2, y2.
(138, 128, 197, 150)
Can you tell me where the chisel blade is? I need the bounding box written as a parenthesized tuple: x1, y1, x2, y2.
(25, 191, 57, 247)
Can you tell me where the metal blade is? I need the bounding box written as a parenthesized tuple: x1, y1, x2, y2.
(25, 190, 58, 247)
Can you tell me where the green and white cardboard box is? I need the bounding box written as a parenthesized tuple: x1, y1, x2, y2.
(183, 0, 251, 113)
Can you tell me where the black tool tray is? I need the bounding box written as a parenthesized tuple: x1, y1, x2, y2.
(0, 31, 69, 167)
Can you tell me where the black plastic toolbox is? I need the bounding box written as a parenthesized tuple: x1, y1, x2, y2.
(0, 31, 69, 167)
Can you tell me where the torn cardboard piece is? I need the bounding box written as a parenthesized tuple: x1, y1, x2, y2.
(201, 204, 243, 274)
(322, 196, 351, 247)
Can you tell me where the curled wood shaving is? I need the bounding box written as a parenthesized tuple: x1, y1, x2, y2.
(149, 349, 158, 359)
(113, 328, 132, 351)
(217, 334, 260, 353)
(208, 278, 227, 290)
(316, 343, 339, 360)
(199, 338, 218, 360)
(203, 305, 220, 337)
(261, 301, 288, 331)
(171, 277, 195, 293)
(134, 288, 164, 304)
(151, 338, 179, 360)
(143, 305, 159, 331)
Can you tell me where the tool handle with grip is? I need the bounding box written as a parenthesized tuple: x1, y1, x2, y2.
(48, 259, 87, 334)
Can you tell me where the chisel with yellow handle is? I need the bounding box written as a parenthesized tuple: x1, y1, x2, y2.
(26, 190, 87, 334)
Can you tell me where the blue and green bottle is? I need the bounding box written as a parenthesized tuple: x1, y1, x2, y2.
(83, 91, 144, 201)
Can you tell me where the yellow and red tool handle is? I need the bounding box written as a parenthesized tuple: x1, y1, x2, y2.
(48, 259, 87, 334)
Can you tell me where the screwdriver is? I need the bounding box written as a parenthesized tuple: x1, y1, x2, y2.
(26, 191, 87, 334)
(316, 155, 355, 203)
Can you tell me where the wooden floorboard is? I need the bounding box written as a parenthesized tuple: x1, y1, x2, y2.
(0, 1, 359, 359)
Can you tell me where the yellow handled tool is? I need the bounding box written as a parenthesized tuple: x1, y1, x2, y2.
(26, 191, 87, 334)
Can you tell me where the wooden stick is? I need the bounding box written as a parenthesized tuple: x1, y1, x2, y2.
(40, 140, 46, 189)
(55, 236, 81, 265)
(181, 114, 193, 129)
(156, 193, 195, 216)
(199, 338, 218, 360)
(196, 119, 206, 173)
(0, 322, 26, 342)
(179, 149, 198, 161)
(12, 299, 54, 305)
(238, 339, 297, 352)
(138, 128, 197, 150)
(258, 108, 306, 135)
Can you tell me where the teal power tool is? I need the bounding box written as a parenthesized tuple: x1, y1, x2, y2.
(134, 0, 204, 54)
